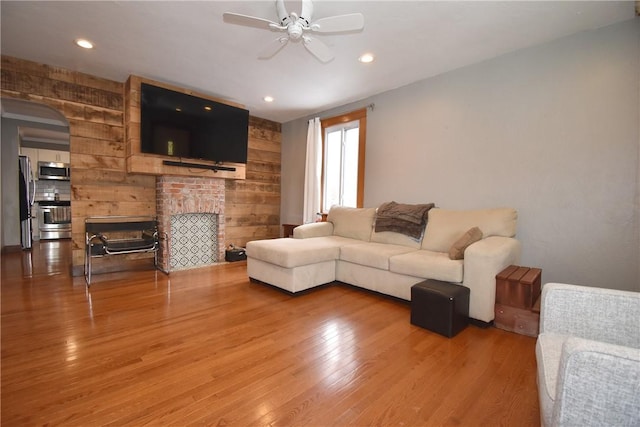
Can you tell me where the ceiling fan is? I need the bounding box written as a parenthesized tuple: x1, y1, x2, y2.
(223, 0, 364, 63)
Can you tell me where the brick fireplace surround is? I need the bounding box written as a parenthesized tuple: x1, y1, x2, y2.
(156, 176, 226, 272)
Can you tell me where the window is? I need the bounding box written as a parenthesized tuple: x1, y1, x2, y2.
(321, 109, 366, 212)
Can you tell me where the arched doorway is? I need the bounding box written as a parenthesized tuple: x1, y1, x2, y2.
(1, 98, 71, 266)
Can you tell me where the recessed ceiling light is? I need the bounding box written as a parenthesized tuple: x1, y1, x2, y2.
(204, 106, 212, 111)
(358, 53, 375, 63)
(263, 96, 274, 103)
(75, 39, 94, 49)
(175, 107, 182, 112)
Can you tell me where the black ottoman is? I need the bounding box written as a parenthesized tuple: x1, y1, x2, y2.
(411, 279, 470, 338)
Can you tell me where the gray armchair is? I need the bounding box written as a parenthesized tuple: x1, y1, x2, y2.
(535, 283, 640, 426)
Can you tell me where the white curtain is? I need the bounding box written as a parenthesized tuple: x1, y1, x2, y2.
(303, 117, 322, 224)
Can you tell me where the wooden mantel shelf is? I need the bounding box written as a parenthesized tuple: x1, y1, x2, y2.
(124, 75, 246, 180)
(126, 155, 245, 180)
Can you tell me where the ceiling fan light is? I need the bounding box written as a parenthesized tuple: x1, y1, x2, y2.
(224, 0, 365, 62)
(358, 53, 374, 63)
(74, 38, 94, 49)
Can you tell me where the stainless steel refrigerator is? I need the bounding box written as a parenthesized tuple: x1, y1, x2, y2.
(19, 155, 35, 250)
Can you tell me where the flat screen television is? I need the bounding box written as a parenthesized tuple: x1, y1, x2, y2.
(140, 83, 249, 164)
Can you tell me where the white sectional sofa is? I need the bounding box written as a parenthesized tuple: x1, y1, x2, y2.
(246, 205, 521, 323)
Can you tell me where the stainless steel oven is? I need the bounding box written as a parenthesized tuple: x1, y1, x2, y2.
(38, 201, 71, 239)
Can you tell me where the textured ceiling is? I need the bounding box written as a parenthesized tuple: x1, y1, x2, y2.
(1, 1, 636, 123)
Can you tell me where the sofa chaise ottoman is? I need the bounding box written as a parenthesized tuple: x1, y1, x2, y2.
(246, 205, 521, 324)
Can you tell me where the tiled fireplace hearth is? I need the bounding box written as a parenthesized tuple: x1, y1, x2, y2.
(169, 213, 219, 271)
(156, 176, 225, 272)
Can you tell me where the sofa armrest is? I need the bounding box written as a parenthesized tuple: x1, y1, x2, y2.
(462, 236, 521, 323)
(293, 222, 334, 239)
(540, 283, 640, 348)
(552, 336, 640, 426)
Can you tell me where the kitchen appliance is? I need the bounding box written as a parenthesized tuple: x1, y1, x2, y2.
(38, 201, 71, 240)
(37, 161, 70, 180)
(19, 155, 36, 250)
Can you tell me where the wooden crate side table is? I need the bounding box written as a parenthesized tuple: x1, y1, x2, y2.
(495, 265, 542, 337)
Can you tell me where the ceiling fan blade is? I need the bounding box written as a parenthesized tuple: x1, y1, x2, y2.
(223, 12, 279, 31)
(311, 13, 364, 33)
(303, 36, 334, 63)
(258, 37, 289, 60)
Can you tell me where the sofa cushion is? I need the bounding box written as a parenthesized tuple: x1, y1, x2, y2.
(370, 229, 422, 249)
(390, 250, 464, 283)
(327, 206, 376, 241)
(340, 242, 417, 270)
(422, 208, 517, 252)
(448, 226, 483, 260)
(246, 236, 357, 268)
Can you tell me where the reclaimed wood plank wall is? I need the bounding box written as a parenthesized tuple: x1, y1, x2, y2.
(1, 55, 281, 275)
(226, 116, 282, 248)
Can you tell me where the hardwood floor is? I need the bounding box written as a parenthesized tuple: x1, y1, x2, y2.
(1, 241, 540, 426)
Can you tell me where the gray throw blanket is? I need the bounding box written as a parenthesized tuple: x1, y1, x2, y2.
(375, 201, 435, 240)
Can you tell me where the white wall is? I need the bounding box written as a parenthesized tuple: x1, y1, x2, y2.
(1, 119, 20, 248)
(281, 19, 640, 291)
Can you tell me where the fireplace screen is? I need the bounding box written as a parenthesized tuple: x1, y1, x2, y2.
(169, 213, 218, 271)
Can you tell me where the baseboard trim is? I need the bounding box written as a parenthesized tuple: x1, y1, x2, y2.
(1, 245, 23, 254)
